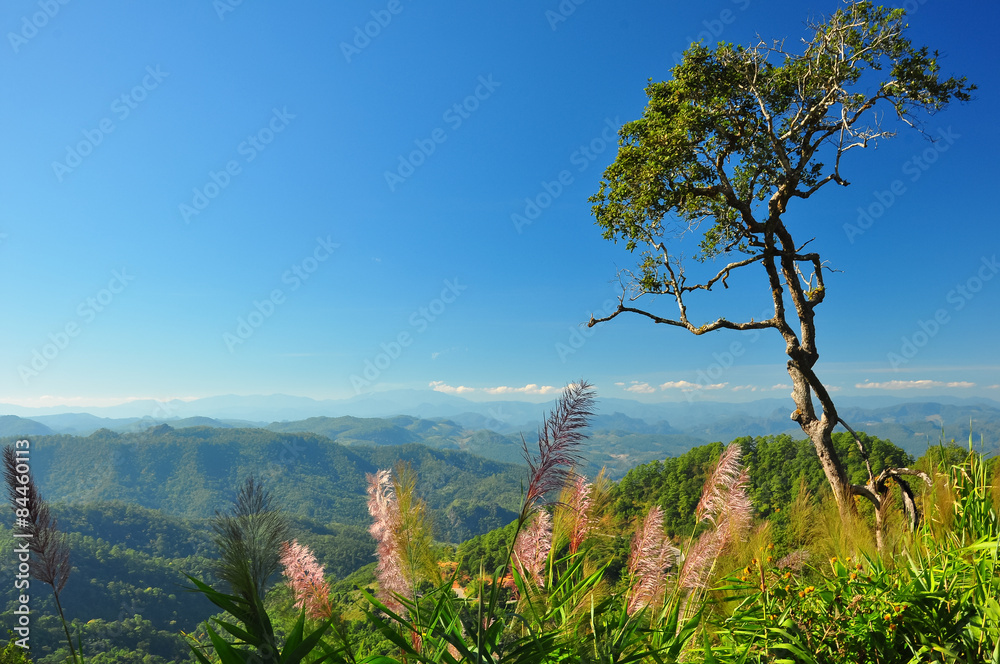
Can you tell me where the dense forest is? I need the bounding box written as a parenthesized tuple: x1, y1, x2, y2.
(12, 427, 525, 540)
(5, 420, 990, 662)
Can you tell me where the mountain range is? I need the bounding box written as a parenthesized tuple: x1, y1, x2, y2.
(2, 390, 997, 461)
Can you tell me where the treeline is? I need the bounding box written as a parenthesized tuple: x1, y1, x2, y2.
(2, 427, 524, 542)
(460, 432, 935, 572)
(3, 430, 991, 661)
(0, 501, 378, 663)
(611, 432, 912, 539)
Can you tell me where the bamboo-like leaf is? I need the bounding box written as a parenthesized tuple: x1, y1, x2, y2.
(282, 609, 307, 655)
(206, 626, 254, 664)
(212, 618, 260, 647)
(184, 574, 246, 617)
(281, 619, 335, 664)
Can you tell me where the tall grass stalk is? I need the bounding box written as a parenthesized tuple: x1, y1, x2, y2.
(708, 435, 999, 663)
(2, 445, 79, 664)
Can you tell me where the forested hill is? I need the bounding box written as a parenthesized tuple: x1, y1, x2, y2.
(610, 431, 914, 540)
(1, 426, 978, 662)
(458, 431, 926, 573)
(12, 426, 524, 543)
(8, 399, 999, 480)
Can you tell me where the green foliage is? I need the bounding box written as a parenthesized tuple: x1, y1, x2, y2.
(53, 502, 215, 558)
(212, 477, 290, 608)
(612, 434, 913, 544)
(185, 576, 335, 664)
(591, 1, 973, 267)
(456, 520, 520, 576)
(18, 613, 196, 664)
(703, 447, 1000, 664)
(14, 428, 523, 543)
(186, 479, 336, 664)
(0, 635, 31, 663)
(613, 441, 726, 537)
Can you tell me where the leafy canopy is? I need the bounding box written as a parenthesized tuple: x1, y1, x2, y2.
(591, 1, 974, 292)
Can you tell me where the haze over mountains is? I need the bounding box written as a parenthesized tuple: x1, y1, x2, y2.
(1, 390, 997, 461)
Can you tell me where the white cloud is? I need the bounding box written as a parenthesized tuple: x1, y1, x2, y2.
(624, 381, 656, 394)
(856, 380, 976, 390)
(732, 383, 790, 392)
(482, 384, 559, 395)
(428, 381, 476, 394)
(659, 380, 697, 390)
(428, 381, 559, 395)
(659, 380, 728, 391)
(988, 384, 1000, 390)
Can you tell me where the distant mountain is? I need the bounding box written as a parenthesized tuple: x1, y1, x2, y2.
(0, 414, 53, 437)
(2, 391, 997, 458)
(266, 415, 465, 447)
(836, 402, 1000, 453)
(18, 412, 260, 437)
(116, 416, 239, 432)
(28, 412, 134, 435)
(12, 426, 523, 544)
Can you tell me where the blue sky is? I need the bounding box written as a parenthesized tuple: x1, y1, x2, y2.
(1, 0, 997, 409)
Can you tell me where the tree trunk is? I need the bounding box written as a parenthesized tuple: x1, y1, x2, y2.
(786, 360, 856, 522)
(804, 427, 856, 520)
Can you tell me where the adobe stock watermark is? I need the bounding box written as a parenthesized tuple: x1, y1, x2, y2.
(512, 117, 619, 234)
(555, 298, 618, 363)
(179, 107, 295, 223)
(843, 126, 960, 243)
(887, 254, 998, 369)
(669, 0, 752, 66)
(483, 403, 514, 431)
(545, 0, 586, 30)
(52, 66, 169, 183)
(17, 269, 135, 384)
(681, 307, 773, 402)
(68, 398, 178, 503)
(8, 0, 72, 54)
(340, 0, 409, 63)
(223, 236, 339, 353)
(384, 75, 501, 192)
(350, 278, 468, 393)
(213, 0, 246, 20)
(259, 437, 308, 486)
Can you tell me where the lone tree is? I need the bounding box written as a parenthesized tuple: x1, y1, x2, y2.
(588, 1, 973, 547)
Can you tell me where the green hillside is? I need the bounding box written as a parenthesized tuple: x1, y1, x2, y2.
(0, 415, 53, 437)
(7, 426, 523, 541)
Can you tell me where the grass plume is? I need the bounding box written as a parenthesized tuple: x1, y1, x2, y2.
(366, 464, 437, 617)
(520, 379, 596, 519)
(625, 505, 677, 615)
(679, 443, 752, 593)
(3, 445, 77, 663)
(512, 509, 552, 587)
(280, 540, 333, 620)
(211, 476, 289, 609)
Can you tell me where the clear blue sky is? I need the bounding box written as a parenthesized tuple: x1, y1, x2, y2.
(1, 0, 997, 408)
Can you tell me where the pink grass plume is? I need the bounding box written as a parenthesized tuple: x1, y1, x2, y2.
(626, 505, 677, 615)
(512, 510, 552, 587)
(366, 469, 408, 615)
(280, 540, 333, 620)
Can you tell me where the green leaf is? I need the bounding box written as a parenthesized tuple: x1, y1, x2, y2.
(207, 626, 254, 664)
